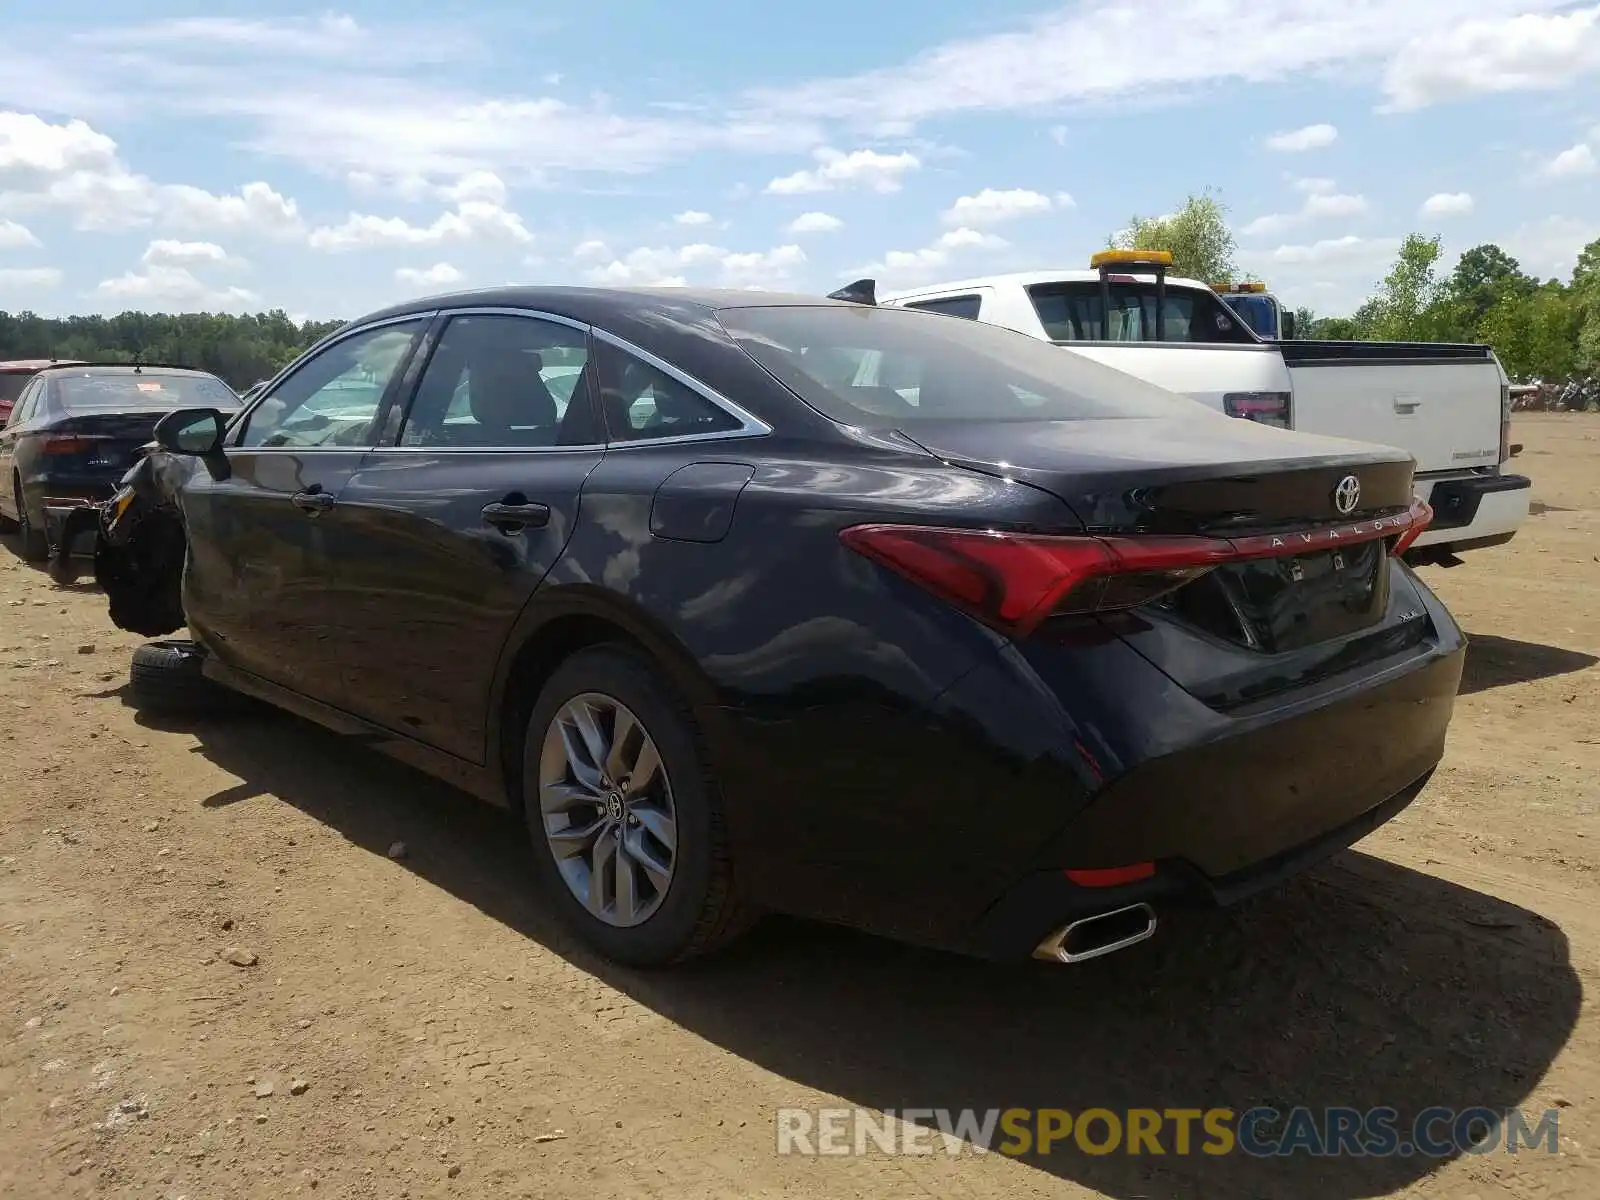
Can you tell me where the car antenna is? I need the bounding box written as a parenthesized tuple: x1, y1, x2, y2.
(827, 278, 877, 306)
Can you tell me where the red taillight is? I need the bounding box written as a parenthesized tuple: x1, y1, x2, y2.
(840, 497, 1432, 637)
(37, 435, 103, 456)
(1391, 499, 1433, 556)
(1223, 391, 1292, 429)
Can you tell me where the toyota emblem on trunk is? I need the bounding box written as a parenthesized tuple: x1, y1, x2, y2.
(1332, 474, 1361, 515)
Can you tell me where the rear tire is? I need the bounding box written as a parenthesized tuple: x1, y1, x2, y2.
(522, 646, 755, 967)
(12, 476, 46, 562)
(127, 639, 249, 716)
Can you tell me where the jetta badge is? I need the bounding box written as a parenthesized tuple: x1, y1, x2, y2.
(1332, 474, 1361, 516)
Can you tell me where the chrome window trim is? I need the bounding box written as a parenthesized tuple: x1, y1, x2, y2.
(231, 310, 439, 450)
(591, 326, 772, 441)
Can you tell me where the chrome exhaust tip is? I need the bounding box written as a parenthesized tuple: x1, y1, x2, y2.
(1032, 902, 1157, 964)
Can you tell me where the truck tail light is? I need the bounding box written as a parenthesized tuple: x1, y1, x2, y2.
(1223, 391, 1291, 429)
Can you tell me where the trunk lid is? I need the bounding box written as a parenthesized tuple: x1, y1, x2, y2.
(898, 415, 1435, 709)
(897, 415, 1417, 534)
(48, 410, 187, 475)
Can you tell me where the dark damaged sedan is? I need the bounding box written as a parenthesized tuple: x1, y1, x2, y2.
(0, 363, 240, 560)
(73, 286, 1463, 968)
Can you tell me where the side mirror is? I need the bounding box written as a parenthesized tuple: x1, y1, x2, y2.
(153, 408, 226, 456)
(1280, 311, 1298, 340)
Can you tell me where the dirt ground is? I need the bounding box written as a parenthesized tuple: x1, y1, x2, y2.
(2, 413, 1598, 1200)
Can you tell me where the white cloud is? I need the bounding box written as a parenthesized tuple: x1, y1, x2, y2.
(395, 262, 464, 287)
(1265, 123, 1338, 152)
(0, 266, 61, 288)
(786, 211, 843, 234)
(765, 147, 920, 194)
(438, 171, 508, 206)
(745, 1, 1560, 130)
(1504, 215, 1600, 278)
(1420, 192, 1475, 217)
(584, 242, 806, 288)
(310, 201, 532, 251)
(141, 240, 237, 268)
(0, 218, 40, 250)
(1242, 188, 1370, 237)
(94, 265, 260, 310)
(940, 188, 1057, 226)
(673, 210, 713, 226)
(0, 111, 303, 237)
(1383, 5, 1600, 110)
(572, 239, 612, 261)
(863, 227, 1008, 282)
(1048, 126, 1069, 146)
(1542, 143, 1597, 178)
(0, 111, 119, 180)
(1254, 235, 1401, 267)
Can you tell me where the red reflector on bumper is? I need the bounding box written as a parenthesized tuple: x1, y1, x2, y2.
(1065, 863, 1156, 887)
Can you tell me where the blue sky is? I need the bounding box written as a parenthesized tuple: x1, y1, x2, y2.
(1, 0, 1597, 321)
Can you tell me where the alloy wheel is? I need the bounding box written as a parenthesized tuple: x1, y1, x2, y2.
(537, 691, 678, 927)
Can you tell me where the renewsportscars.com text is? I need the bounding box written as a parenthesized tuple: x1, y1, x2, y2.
(775, 1106, 1561, 1158)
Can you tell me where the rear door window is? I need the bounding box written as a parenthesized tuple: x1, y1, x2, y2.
(904, 294, 982, 320)
(398, 314, 601, 448)
(1029, 282, 1256, 344)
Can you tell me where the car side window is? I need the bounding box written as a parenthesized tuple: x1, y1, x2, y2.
(399, 314, 600, 448)
(905, 294, 982, 320)
(10, 380, 44, 428)
(594, 341, 742, 443)
(238, 320, 426, 449)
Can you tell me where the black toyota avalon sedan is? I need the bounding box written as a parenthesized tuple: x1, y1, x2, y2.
(101, 285, 1462, 968)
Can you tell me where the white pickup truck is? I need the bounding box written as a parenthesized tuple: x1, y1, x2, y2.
(870, 253, 1530, 566)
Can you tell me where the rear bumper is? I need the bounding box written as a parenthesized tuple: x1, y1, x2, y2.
(959, 633, 1464, 961)
(1410, 472, 1530, 555)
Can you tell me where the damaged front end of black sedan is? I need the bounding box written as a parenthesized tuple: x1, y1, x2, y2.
(45, 444, 193, 638)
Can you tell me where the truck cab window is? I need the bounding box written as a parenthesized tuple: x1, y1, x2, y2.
(1029, 282, 1258, 345)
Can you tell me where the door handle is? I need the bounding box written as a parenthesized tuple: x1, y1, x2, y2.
(1393, 394, 1421, 413)
(482, 500, 551, 532)
(291, 489, 335, 515)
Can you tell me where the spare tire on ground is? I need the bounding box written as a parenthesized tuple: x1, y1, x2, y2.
(127, 639, 250, 715)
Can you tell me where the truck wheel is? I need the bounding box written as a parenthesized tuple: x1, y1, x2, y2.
(127, 639, 249, 715)
(12, 476, 47, 562)
(522, 645, 756, 967)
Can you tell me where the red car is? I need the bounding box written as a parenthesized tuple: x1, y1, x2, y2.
(1, 360, 88, 427)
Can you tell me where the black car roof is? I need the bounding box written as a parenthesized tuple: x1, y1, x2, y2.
(35, 363, 219, 378)
(348, 285, 861, 331)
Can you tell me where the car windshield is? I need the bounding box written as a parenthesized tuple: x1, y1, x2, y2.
(717, 304, 1210, 427)
(55, 372, 241, 412)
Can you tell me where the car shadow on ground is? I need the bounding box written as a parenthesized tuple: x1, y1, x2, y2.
(123, 695, 1582, 1199)
(1459, 632, 1597, 696)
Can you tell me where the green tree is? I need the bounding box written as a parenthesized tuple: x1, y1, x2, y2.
(1478, 283, 1583, 381)
(1108, 188, 1237, 283)
(1447, 243, 1537, 326)
(1355, 234, 1456, 342)
(0, 310, 344, 389)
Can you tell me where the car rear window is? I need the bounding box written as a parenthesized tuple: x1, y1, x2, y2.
(716, 304, 1208, 427)
(55, 372, 240, 411)
(0, 373, 30, 407)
